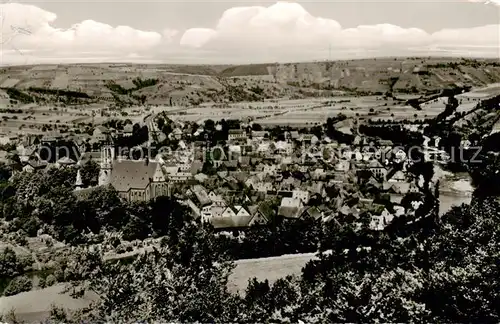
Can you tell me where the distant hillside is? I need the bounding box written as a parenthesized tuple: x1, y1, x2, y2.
(1, 57, 499, 106)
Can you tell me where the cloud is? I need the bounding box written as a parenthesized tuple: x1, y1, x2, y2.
(0, 1, 498, 64)
(467, 0, 500, 6)
(179, 1, 499, 62)
(0, 2, 168, 64)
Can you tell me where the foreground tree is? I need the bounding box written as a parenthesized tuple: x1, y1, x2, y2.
(59, 198, 499, 322)
(72, 219, 241, 322)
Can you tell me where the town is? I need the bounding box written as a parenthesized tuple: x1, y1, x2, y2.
(1, 64, 500, 321)
(0, 109, 467, 233)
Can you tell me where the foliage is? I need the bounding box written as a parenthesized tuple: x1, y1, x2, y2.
(45, 274, 57, 287)
(73, 220, 241, 322)
(3, 168, 183, 244)
(3, 275, 32, 296)
(79, 160, 99, 187)
(6, 88, 34, 104)
(20, 186, 497, 322)
(0, 247, 25, 277)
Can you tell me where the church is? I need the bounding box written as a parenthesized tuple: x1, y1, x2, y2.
(76, 145, 170, 202)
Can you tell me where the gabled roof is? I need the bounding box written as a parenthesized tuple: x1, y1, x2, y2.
(95, 125, 109, 134)
(209, 215, 253, 229)
(222, 160, 238, 169)
(228, 129, 246, 135)
(239, 156, 250, 166)
(190, 160, 203, 175)
(109, 160, 159, 192)
(41, 131, 62, 142)
(25, 160, 47, 169)
(278, 206, 307, 219)
(368, 159, 384, 169)
(230, 171, 250, 183)
(123, 124, 134, 133)
(304, 206, 322, 220)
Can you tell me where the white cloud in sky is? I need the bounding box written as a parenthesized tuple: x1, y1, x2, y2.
(181, 1, 499, 61)
(0, 1, 499, 65)
(467, 0, 500, 6)
(1, 2, 163, 62)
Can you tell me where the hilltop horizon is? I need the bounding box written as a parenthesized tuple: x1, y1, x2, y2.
(1, 56, 499, 69)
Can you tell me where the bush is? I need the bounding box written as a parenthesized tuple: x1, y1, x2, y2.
(54, 268, 64, 282)
(116, 244, 125, 254)
(3, 275, 32, 296)
(0, 247, 24, 277)
(38, 276, 46, 288)
(45, 274, 57, 287)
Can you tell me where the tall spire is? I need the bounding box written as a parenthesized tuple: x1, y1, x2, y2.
(75, 169, 83, 190)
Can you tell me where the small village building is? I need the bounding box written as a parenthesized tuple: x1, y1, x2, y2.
(228, 129, 247, 142)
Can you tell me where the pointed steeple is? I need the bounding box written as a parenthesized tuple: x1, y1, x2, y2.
(75, 169, 83, 190)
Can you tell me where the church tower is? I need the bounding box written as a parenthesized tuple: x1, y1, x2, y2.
(75, 169, 83, 191)
(98, 145, 113, 186)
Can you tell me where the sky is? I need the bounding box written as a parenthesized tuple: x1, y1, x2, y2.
(0, 0, 499, 65)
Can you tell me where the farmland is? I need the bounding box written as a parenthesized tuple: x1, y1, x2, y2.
(0, 58, 499, 136)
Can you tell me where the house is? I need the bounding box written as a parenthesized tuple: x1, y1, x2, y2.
(169, 128, 183, 140)
(99, 147, 170, 202)
(370, 208, 394, 231)
(278, 197, 305, 219)
(186, 185, 212, 220)
(263, 163, 277, 175)
(275, 141, 293, 155)
(334, 160, 350, 173)
(92, 126, 110, 143)
(194, 173, 209, 183)
(22, 160, 47, 173)
(299, 134, 319, 144)
(79, 151, 102, 166)
(208, 191, 226, 207)
(228, 129, 247, 141)
(162, 165, 192, 183)
(245, 175, 259, 189)
(17, 145, 37, 163)
(368, 160, 387, 178)
(287, 131, 300, 141)
(303, 206, 323, 220)
(206, 205, 265, 229)
(311, 168, 327, 180)
(256, 142, 270, 155)
(384, 182, 419, 195)
(387, 170, 406, 183)
(292, 190, 310, 204)
(256, 182, 273, 193)
(251, 131, 269, 141)
(122, 124, 134, 137)
(55, 156, 76, 168)
(41, 131, 62, 144)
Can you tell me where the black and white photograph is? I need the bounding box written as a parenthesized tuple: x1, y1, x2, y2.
(0, 0, 499, 322)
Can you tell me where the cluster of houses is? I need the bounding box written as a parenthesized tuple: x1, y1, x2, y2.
(0, 116, 456, 232)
